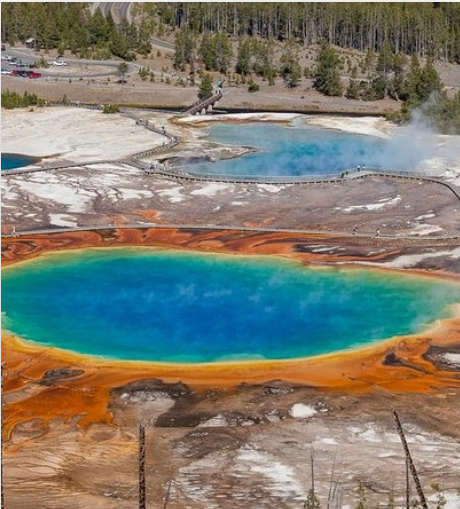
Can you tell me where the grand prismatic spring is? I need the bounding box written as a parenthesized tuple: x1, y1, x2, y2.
(3, 248, 460, 363)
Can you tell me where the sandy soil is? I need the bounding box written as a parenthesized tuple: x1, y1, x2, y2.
(1, 74, 400, 115)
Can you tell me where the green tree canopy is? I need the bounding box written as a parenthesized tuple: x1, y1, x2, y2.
(198, 73, 213, 100)
(313, 43, 343, 96)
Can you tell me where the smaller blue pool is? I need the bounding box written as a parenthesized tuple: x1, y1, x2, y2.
(1, 153, 39, 170)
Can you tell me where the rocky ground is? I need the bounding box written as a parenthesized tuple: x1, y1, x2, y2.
(3, 165, 460, 241)
(2, 110, 460, 509)
(2, 109, 460, 244)
(3, 382, 460, 509)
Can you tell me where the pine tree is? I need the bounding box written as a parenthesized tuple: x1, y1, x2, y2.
(304, 488, 321, 509)
(313, 43, 343, 96)
(235, 39, 252, 75)
(214, 33, 232, 73)
(174, 27, 196, 71)
(417, 58, 442, 101)
(200, 31, 214, 71)
(280, 46, 302, 87)
(116, 61, 129, 83)
(346, 66, 360, 99)
(198, 74, 213, 100)
(354, 482, 368, 509)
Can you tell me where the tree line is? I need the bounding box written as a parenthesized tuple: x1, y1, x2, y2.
(1, 3, 151, 60)
(1, 90, 45, 109)
(156, 2, 460, 62)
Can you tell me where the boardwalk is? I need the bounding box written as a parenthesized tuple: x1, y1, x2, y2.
(2, 222, 459, 242)
(183, 89, 223, 115)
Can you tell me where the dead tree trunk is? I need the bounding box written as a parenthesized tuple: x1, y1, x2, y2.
(163, 479, 172, 509)
(326, 454, 337, 509)
(310, 448, 315, 494)
(392, 408, 428, 509)
(406, 456, 410, 509)
(139, 423, 146, 509)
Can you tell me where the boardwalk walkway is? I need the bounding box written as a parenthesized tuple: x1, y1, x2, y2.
(2, 108, 459, 210)
(182, 90, 223, 116)
(2, 222, 459, 242)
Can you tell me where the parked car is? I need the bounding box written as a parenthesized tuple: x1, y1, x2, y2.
(1, 68, 12, 74)
(11, 69, 21, 75)
(28, 71, 41, 79)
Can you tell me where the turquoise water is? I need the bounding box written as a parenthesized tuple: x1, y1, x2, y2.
(2, 249, 459, 363)
(188, 123, 383, 176)
(1, 153, 39, 170)
(186, 122, 431, 177)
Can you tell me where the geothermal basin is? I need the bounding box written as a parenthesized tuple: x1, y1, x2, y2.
(2, 248, 460, 363)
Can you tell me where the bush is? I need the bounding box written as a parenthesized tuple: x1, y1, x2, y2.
(248, 80, 260, 92)
(33, 56, 49, 68)
(1, 90, 45, 109)
(102, 104, 120, 114)
(138, 67, 150, 80)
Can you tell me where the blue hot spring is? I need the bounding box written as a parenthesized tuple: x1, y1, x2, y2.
(1, 153, 39, 170)
(2, 249, 459, 363)
(185, 122, 430, 177)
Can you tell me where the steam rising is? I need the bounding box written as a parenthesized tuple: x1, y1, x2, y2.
(182, 108, 460, 178)
(381, 106, 460, 174)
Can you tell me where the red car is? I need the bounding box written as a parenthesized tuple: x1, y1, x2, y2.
(28, 72, 41, 79)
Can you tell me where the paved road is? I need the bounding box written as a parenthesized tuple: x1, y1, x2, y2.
(2, 47, 143, 79)
(91, 2, 133, 23)
(150, 38, 175, 53)
(90, 3, 175, 52)
(114, 2, 133, 22)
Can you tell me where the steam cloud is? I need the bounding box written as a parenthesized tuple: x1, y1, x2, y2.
(180, 102, 460, 178)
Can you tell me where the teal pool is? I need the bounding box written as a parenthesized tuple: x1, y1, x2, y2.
(184, 122, 433, 177)
(1, 153, 39, 170)
(2, 249, 459, 363)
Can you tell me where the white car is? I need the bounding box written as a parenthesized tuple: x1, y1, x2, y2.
(50, 60, 67, 66)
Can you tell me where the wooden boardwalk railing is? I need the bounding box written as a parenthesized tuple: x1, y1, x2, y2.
(183, 90, 223, 115)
